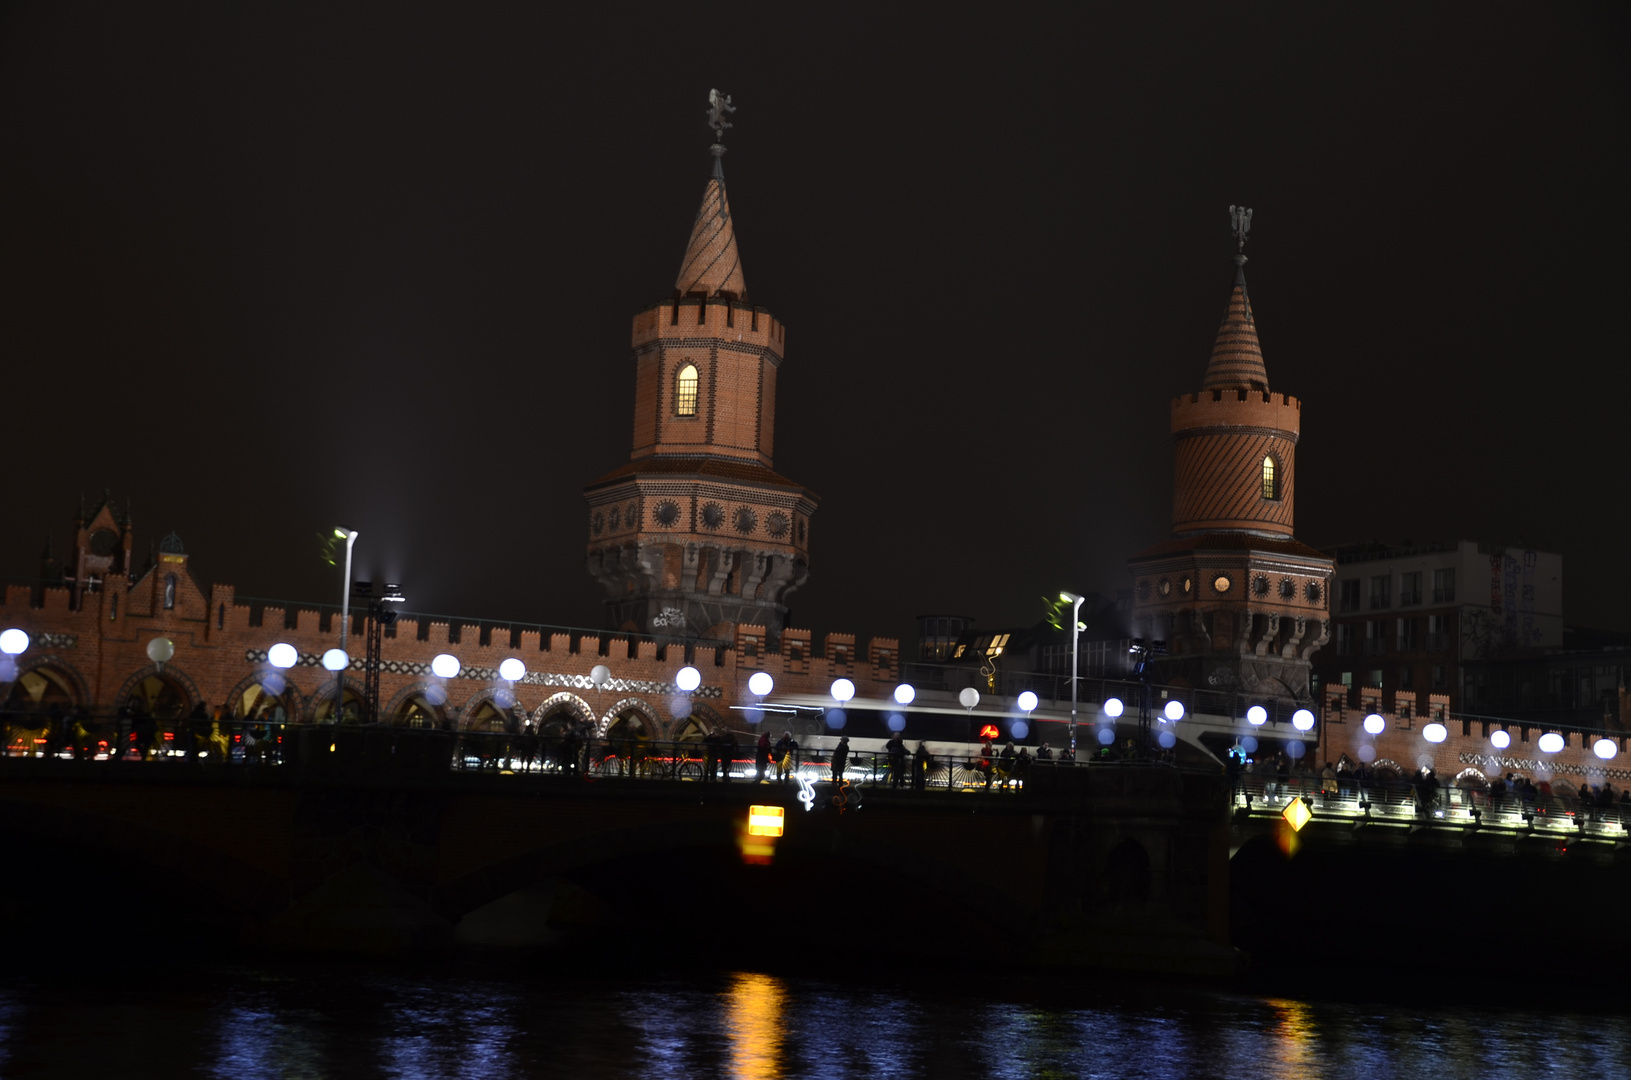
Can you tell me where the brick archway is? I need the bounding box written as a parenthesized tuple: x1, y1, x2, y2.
(596, 696, 659, 738)
(8, 653, 90, 710)
(221, 670, 305, 721)
(113, 664, 202, 718)
(533, 692, 593, 727)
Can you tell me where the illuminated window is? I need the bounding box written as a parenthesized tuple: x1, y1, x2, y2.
(674, 363, 699, 416)
(1261, 456, 1280, 500)
(986, 633, 1010, 658)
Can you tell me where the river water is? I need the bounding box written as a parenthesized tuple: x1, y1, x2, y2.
(1, 956, 1626, 1079)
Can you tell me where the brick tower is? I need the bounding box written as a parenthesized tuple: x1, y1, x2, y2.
(584, 93, 816, 641)
(1126, 209, 1332, 701)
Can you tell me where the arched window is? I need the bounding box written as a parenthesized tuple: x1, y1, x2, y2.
(1261, 456, 1280, 501)
(674, 363, 699, 417)
(164, 574, 177, 609)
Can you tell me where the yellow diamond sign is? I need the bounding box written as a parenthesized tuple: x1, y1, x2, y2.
(1282, 797, 1312, 832)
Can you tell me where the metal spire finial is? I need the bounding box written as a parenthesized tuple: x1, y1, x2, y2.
(707, 89, 736, 143)
(1229, 205, 1252, 266)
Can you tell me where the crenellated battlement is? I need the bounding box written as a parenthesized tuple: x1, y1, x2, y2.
(632, 298, 784, 356)
(1171, 389, 1301, 438)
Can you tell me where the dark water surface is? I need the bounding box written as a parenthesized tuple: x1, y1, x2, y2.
(1, 955, 1627, 1079)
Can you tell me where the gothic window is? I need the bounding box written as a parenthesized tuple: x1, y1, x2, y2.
(1261, 455, 1280, 500)
(164, 574, 177, 610)
(674, 363, 699, 417)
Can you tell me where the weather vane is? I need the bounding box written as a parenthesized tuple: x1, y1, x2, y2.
(707, 88, 736, 144)
(1229, 205, 1252, 261)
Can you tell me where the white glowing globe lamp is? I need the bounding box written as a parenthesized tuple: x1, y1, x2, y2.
(748, 671, 774, 697)
(1538, 732, 1564, 754)
(1363, 713, 1386, 735)
(893, 683, 916, 706)
(1490, 729, 1511, 750)
(1164, 700, 1185, 722)
(0, 629, 29, 656)
(1593, 737, 1617, 760)
(830, 677, 855, 704)
(322, 648, 350, 672)
(1017, 691, 1039, 713)
(267, 643, 299, 669)
(675, 666, 702, 693)
(498, 658, 526, 682)
(959, 687, 980, 710)
(431, 653, 460, 679)
(1102, 697, 1124, 719)
(590, 664, 611, 688)
(1292, 709, 1315, 732)
(1423, 722, 1448, 744)
(1246, 705, 1267, 726)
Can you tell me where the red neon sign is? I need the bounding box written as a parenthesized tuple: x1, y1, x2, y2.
(978, 724, 1000, 740)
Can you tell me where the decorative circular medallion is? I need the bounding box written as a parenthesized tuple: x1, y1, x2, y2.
(1280, 578, 1296, 599)
(591, 511, 604, 536)
(654, 500, 681, 528)
(1253, 574, 1269, 597)
(733, 506, 757, 535)
(90, 528, 117, 556)
(607, 506, 621, 531)
(766, 511, 790, 538)
(1213, 574, 1232, 594)
(1306, 581, 1323, 604)
(1181, 576, 1193, 595)
(701, 502, 724, 529)
(1157, 578, 1171, 598)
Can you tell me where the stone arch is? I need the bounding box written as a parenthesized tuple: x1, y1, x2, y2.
(1102, 838, 1152, 908)
(596, 696, 659, 738)
(113, 665, 201, 720)
(459, 688, 527, 732)
(305, 682, 366, 723)
(5, 654, 90, 712)
(1453, 767, 1488, 789)
(1371, 758, 1404, 780)
(669, 700, 725, 739)
(533, 692, 593, 727)
(220, 670, 303, 722)
(383, 681, 452, 727)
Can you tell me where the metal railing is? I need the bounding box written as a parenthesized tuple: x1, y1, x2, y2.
(1229, 774, 1631, 837)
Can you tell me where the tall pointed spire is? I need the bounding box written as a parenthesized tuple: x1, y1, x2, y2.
(674, 89, 747, 302)
(1202, 206, 1268, 392)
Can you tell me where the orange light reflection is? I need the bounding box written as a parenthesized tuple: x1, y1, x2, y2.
(724, 971, 786, 1080)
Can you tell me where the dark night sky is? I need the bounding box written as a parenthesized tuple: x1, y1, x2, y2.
(3, 3, 1628, 644)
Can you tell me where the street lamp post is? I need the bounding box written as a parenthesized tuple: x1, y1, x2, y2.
(334, 528, 358, 721)
(1060, 592, 1086, 759)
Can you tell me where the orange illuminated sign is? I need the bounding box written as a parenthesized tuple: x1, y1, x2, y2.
(978, 724, 1000, 740)
(747, 805, 784, 837)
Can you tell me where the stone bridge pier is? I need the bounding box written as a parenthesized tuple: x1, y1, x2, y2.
(0, 761, 1239, 977)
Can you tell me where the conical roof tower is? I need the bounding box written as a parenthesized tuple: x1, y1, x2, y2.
(1126, 207, 1333, 703)
(583, 91, 816, 642)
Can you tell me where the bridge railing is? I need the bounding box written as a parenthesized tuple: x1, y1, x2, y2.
(1229, 774, 1631, 836)
(2, 714, 1210, 794)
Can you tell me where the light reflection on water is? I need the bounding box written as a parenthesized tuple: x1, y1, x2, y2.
(0, 963, 1626, 1079)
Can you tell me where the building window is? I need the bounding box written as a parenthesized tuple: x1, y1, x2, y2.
(1433, 567, 1456, 604)
(1368, 575, 1390, 610)
(1363, 620, 1386, 656)
(1400, 666, 1414, 689)
(1397, 618, 1417, 650)
(1338, 579, 1360, 613)
(1261, 456, 1280, 500)
(1334, 623, 1353, 655)
(164, 574, 177, 610)
(1399, 571, 1422, 606)
(1432, 665, 1448, 689)
(1426, 614, 1450, 651)
(674, 363, 699, 417)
